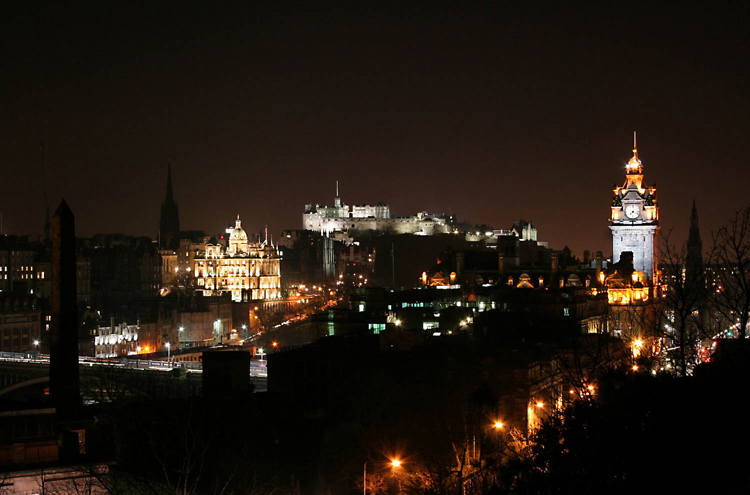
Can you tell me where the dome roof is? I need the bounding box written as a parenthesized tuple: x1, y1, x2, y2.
(230, 215, 247, 240)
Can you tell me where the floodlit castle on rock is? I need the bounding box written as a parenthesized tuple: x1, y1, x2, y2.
(303, 186, 453, 236)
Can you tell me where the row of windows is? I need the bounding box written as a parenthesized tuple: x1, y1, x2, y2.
(0, 265, 35, 271)
(1, 326, 33, 336)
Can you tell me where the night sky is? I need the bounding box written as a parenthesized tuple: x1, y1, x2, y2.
(2, 2, 748, 257)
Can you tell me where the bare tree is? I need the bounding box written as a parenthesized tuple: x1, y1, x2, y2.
(34, 465, 110, 495)
(709, 206, 750, 340)
(660, 229, 706, 376)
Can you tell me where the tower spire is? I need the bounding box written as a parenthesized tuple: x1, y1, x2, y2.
(40, 141, 51, 242)
(159, 163, 180, 247)
(334, 180, 342, 208)
(626, 131, 642, 174)
(165, 162, 175, 202)
(686, 198, 705, 298)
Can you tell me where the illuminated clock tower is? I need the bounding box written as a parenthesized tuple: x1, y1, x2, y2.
(610, 135, 659, 283)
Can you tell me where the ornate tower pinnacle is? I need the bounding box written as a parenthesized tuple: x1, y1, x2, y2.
(626, 131, 643, 175)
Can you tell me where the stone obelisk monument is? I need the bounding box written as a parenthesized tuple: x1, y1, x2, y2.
(49, 200, 80, 413)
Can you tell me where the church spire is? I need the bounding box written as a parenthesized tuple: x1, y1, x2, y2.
(687, 199, 703, 263)
(686, 198, 705, 302)
(159, 163, 180, 248)
(165, 162, 175, 202)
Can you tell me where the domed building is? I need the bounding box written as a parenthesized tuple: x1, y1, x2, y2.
(194, 216, 282, 302)
(227, 215, 249, 255)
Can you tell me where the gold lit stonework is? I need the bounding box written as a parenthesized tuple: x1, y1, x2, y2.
(626, 147, 642, 174)
(605, 135, 663, 354)
(194, 216, 282, 302)
(609, 135, 659, 283)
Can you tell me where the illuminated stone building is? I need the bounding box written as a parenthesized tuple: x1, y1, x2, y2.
(194, 216, 282, 302)
(605, 137, 663, 341)
(303, 187, 453, 236)
(609, 135, 659, 284)
(160, 238, 206, 289)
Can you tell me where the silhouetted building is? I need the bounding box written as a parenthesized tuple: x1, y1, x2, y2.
(0, 235, 36, 294)
(0, 294, 42, 353)
(158, 164, 180, 248)
(686, 199, 705, 292)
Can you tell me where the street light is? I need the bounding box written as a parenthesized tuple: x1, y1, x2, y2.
(493, 421, 503, 429)
(165, 342, 171, 361)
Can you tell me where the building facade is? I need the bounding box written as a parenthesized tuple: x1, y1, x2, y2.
(195, 216, 282, 302)
(609, 137, 659, 284)
(0, 294, 42, 353)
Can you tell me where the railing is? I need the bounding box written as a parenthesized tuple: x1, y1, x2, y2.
(0, 352, 268, 377)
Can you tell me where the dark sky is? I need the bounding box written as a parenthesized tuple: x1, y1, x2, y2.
(2, 2, 748, 257)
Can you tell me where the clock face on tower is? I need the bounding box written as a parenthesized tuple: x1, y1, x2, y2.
(625, 204, 640, 219)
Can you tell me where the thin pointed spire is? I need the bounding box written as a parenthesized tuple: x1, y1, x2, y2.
(40, 141, 51, 242)
(626, 131, 642, 173)
(690, 199, 699, 227)
(159, 163, 180, 247)
(686, 198, 704, 291)
(336, 180, 339, 198)
(165, 162, 174, 202)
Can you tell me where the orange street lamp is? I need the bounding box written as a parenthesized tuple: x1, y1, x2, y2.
(493, 421, 503, 429)
(391, 459, 401, 468)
